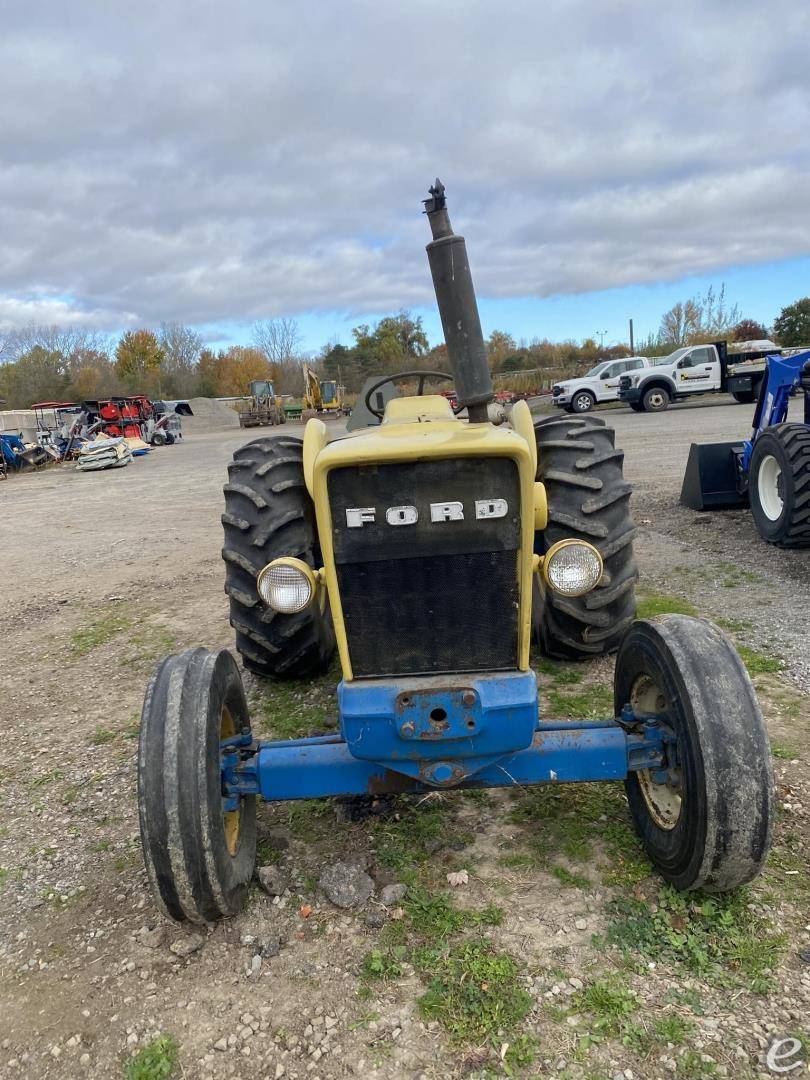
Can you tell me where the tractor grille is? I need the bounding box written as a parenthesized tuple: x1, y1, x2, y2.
(327, 457, 522, 677)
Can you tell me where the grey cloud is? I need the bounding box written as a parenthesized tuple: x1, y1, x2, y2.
(0, 0, 808, 331)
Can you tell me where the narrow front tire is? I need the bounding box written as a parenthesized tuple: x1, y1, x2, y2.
(138, 648, 257, 923)
(615, 616, 773, 892)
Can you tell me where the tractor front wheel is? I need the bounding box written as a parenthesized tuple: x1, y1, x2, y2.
(749, 423, 810, 547)
(533, 414, 637, 659)
(615, 616, 773, 891)
(138, 648, 257, 923)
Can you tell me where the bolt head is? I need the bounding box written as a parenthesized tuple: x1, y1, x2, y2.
(462, 691, 476, 707)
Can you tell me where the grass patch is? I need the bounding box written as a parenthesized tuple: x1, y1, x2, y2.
(737, 646, 782, 676)
(546, 684, 614, 720)
(550, 865, 592, 890)
(601, 885, 786, 991)
(90, 726, 116, 746)
(129, 626, 177, 661)
(635, 592, 698, 620)
(508, 783, 650, 885)
(405, 886, 502, 943)
(71, 610, 133, 655)
(572, 975, 637, 1036)
(373, 796, 462, 872)
(714, 615, 753, 633)
(536, 658, 583, 685)
(256, 662, 337, 740)
(771, 743, 797, 760)
(278, 798, 334, 842)
(417, 938, 532, 1043)
(124, 1034, 179, 1080)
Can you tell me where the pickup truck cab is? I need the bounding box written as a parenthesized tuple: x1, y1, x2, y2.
(552, 356, 650, 412)
(618, 340, 778, 413)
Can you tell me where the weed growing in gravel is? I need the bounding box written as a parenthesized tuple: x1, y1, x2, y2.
(600, 885, 786, 991)
(572, 975, 637, 1036)
(416, 938, 532, 1044)
(677, 1048, 717, 1077)
(124, 1033, 179, 1080)
(71, 610, 134, 655)
(714, 615, 753, 633)
(737, 646, 783, 676)
(635, 592, 698, 619)
(405, 885, 502, 943)
(361, 945, 408, 982)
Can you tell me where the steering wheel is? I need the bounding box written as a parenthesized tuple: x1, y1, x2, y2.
(363, 370, 462, 419)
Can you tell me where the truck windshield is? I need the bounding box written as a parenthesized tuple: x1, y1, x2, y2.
(583, 362, 609, 378)
(653, 348, 689, 366)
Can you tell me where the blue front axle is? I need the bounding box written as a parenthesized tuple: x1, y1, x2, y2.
(221, 672, 669, 809)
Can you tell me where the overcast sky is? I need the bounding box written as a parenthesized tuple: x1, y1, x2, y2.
(1, 0, 809, 350)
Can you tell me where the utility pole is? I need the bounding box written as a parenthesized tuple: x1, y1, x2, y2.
(596, 330, 607, 349)
(629, 319, 635, 356)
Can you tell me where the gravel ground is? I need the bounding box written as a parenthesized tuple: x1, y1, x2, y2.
(0, 401, 807, 1080)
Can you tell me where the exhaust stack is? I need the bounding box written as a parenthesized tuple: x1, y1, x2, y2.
(424, 179, 493, 423)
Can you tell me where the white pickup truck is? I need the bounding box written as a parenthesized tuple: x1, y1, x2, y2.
(618, 340, 778, 413)
(551, 356, 652, 413)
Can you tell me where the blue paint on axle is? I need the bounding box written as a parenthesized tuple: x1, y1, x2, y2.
(223, 721, 666, 802)
(219, 670, 669, 805)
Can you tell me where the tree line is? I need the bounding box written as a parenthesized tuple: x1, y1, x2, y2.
(1, 292, 808, 411)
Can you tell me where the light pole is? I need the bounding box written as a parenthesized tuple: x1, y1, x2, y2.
(596, 330, 607, 349)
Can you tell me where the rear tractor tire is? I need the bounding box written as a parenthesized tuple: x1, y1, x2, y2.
(532, 414, 637, 659)
(222, 436, 336, 678)
(138, 648, 257, 923)
(615, 616, 773, 891)
(749, 423, 810, 547)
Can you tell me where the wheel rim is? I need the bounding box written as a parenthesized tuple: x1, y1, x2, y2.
(631, 674, 682, 830)
(757, 454, 784, 521)
(648, 392, 665, 409)
(220, 705, 242, 856)
(574, 395, 591, 411)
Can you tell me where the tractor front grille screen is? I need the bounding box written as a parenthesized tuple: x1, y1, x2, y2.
(328, 457, 521, 677)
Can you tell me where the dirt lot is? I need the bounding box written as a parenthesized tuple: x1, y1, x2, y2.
(1, 398, 808, 1080)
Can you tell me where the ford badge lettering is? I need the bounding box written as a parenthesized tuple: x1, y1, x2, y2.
(346, 498, 508, 527)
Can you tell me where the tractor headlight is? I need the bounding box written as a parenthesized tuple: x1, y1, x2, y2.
(257, 558, 316, 613)
(543, 540, 603, 597)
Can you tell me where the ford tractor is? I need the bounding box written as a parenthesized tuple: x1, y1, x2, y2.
(138, 181, 773, 924)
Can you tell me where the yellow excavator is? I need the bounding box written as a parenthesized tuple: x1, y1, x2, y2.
(300, 363, 344, 421)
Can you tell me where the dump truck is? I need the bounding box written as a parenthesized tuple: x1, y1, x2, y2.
(138, 180, 773, 924)
(618, 339, 780, 412)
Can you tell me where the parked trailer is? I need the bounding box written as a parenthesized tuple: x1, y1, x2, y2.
(618, 340, 781, 413)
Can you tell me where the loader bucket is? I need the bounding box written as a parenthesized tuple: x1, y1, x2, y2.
(680, 441, 748, 511)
